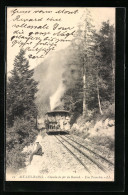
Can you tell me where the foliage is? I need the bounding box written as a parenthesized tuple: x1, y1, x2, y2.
(6, 49, 38, 170)
(62, 16, 115, 123)
(6, 118, 38, 169)
(88, 136, 114, 151)
(65, 18, 115, 153)
(6, 118, 38, 151)
(70, 115, 115, 151)
(102, 103, 115, 119)
(7, 49, 38, 127)
(6, 145, 26, 170)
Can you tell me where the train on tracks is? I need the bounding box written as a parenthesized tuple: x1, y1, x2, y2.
(44, 110, 70, 133)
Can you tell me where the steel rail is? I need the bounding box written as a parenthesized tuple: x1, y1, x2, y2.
(54, 135, 91, 174)
(64, 135, 114, 166)
(60, 135, 107, 173)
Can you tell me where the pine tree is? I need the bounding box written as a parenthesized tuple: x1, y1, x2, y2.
(94, 21, 115, 112)
(61, 16, 115, 123)
(62, 9, 96, 122)
(72, 9, 96, 117)
(7, 49, 38, 127)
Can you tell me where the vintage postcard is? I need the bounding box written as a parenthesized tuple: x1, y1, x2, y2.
(6, 7, 115, 181)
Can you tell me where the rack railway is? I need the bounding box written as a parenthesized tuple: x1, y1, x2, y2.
(54, 135, 114, 174)
(44, 110, 114, 174)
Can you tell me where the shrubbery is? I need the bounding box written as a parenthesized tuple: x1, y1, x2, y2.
(6, 49, 39, 171)
(88, 136, 114, 151)
(6, 118, 38, 170)
(70, 112, 115, 152)
(6, 146, 26, 170)
(102, 103, 115, 119)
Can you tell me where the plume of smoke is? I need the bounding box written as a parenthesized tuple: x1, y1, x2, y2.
(34, 41, 83, 117)
(34, 43, 82, 116)
(50, 81, 65, 111)
(34, 49, 70, 115)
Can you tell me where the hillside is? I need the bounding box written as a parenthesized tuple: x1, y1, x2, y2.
(33, 45, 76, 116)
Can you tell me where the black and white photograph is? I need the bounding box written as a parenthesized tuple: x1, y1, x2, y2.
(6, 7, 115, 181)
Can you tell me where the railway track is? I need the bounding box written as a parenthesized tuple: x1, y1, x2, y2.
(65, 134, 114, 164)
(54, 135, 114, 174)
(55, 135, 91, 174)
(64, 135, 114, 166)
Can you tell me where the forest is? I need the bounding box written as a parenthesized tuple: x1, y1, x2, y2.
(6, 10, 115, 170)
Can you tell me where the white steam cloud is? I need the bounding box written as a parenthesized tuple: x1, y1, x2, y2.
(50, 82, 65, 111)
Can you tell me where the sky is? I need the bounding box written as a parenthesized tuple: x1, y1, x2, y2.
(7, 7, 115, 74)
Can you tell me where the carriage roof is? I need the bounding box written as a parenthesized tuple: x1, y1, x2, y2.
(45, 110, 70, 115)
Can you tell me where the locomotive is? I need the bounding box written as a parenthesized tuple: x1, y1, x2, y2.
(45, 110, 70, 133)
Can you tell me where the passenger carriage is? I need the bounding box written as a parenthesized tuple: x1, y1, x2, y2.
(45, 110, 70, 133)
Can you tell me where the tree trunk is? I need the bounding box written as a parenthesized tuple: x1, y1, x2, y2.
(36, 115, 38, 129)
(111, 60, 115, 96)
(111, 31, 115, 100)
(83, 58, 86, 117)
(96, 79, 103, 115)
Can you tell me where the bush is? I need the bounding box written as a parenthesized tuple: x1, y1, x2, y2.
(7, 118, 38, 148)
(6, 117, 38, 170)
(88, 135, 114, 151)
(6, 146, 26, 170)
(70, 112, 115, 152)
(70, 121, 90, 139)
(102, 102, 115, 120)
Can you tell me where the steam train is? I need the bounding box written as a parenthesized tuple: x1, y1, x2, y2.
(45, 110, 70, 133)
